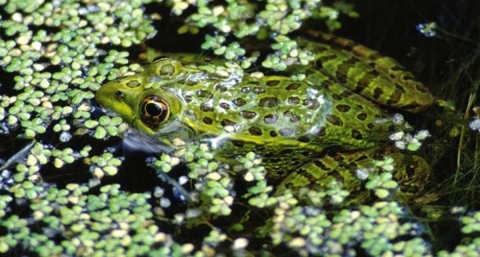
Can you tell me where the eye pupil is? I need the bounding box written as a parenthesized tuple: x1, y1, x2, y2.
(146, 102, 164, 117)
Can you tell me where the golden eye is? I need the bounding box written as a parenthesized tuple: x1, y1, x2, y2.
(140, 96, 170, 128)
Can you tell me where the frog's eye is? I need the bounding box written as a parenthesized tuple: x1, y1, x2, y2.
(140, 95, 170, 127)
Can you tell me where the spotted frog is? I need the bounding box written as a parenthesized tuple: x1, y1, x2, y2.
(95, 32, 433, 203)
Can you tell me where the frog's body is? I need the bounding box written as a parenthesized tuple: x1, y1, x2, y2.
(95, 32, 433, 202)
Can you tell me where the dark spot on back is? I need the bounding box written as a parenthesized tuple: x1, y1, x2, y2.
(233, 98, 246, 107)
(331, 94, 342, 101)
(282, 110, 299, 122)
(220, 102, 230, 109)
(289, 115, 300, 123)
(256, 145, 266, 151)
(313, 160, 329, 170)
(252, 87, 266, 94)
(232, 140, 244, 147)
(357, 113, 367, 120)
(264, 114, 278, 124)
(386, 85, 404, 105)
(367, 123, 375, 129)
(373, 87, 383, 99)
(240, 110, 257, 119)
(402, 102, 422, 111)
(288, 97, 300, 105)
(286, 83, 301, 90)
(203, 117, 213, 124)
(221, 119, 236, 127)
(263, 152, 275, 158)
(335, 61, 354, 84)
(270, 131, 278, 137)
(196, 90, 213, 98)
(351, 129, 363, 139)
(215, 85, 227, 92)
(333, 154, 345, 162)
(339, 90, 353, 98)
(200, 103, 214, 112)
(249, 126, 262, 136)
(259, 97, 279, 107)
(184, 95, 192, 103)
(355, 73, 378, 94)
(300, 150, 312, 157)
(290, 160, 300, 166)
(279, 128, 294, 136)
(184, 79, 197, 86)
(241, 87, 251, 93)
(303, 98, 320, 109)
(327, 114, 343, 126)
(298, 136, 310, 143)
(316, 126, 326, 136)
(335, 104, 351, 112)
(266, 80, 280, 87)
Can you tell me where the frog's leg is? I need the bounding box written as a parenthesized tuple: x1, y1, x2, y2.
(387, 153, 431, 202)
(276, 151, 431, 205)
(302, 30, 434, 113)
(276, 151, 375, 205)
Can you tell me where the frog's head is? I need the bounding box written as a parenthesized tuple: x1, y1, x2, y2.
(95, 58, 189, 139)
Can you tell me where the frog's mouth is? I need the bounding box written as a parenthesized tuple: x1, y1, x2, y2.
(130, 115, 137, 125)
(130, 113, 162, 136)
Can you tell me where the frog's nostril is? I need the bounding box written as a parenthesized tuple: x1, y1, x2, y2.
(116, 90, 125, 99)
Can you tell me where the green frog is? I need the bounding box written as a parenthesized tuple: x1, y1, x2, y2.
(95, 31, 433, 203)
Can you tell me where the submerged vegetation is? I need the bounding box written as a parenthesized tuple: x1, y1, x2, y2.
(0, 0, 479, 256)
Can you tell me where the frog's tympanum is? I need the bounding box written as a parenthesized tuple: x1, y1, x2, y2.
(95, 32, 433, 204)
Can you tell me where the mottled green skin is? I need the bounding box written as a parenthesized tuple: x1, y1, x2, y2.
(95, 33, 433, 201)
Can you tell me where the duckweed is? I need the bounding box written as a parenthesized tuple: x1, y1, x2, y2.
(0, 0, 477, 256)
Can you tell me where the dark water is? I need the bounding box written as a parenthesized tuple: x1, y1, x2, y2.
(1, 0, 480, 255)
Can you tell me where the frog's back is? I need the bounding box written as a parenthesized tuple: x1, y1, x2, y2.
(164, 63, 392, 152)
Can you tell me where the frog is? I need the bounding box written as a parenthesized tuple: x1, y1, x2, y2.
(95, 31, 433, 204)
